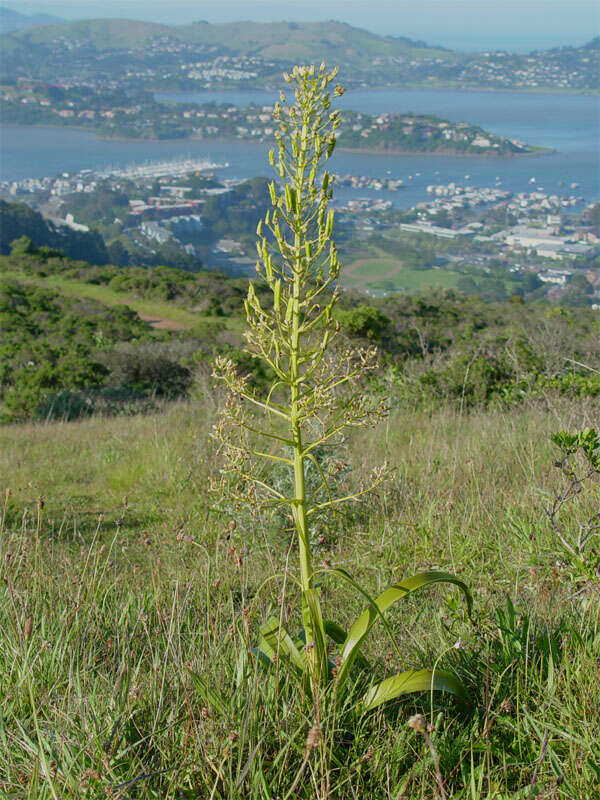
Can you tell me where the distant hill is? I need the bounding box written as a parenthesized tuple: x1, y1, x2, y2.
(11, 17, 171, 49)
(1, 18, 453, 63)
(0, 7, 62, 34)
(1, 18, 596, 91)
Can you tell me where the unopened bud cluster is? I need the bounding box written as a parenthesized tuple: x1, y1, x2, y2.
(211, 63, 388, 580)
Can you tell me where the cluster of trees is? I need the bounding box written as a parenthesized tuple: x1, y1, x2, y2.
(46, 178, 269, 270)
(200, 177, 271, 244)
(339, 292, 600, 406)
(0, 277, 152, 421)
(3, 235, 600, 423)
(339, 112, 525, 155)
(60, 184, 130, 228)
(0, 200, 108, 263)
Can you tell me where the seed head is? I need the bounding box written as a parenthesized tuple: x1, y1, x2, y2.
(305, 724, 321, 753)
(407, 713, 426, 732)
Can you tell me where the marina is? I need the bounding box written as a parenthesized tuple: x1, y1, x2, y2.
(93, 157, 227, 180)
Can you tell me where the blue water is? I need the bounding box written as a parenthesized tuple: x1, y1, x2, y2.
(157, 88, 600, 153)
(1, 89, 598, 208)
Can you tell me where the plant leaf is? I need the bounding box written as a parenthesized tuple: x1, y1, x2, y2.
(361, 668, 465, 711)
(336, 570, 472, 689)
(324, 619, 347, 644)
(324, 619, 370, 670)
(259, 618, 306, 675)
(302, 588, 328, 682)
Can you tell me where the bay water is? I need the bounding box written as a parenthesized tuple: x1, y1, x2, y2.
(1, 89, 598, 209)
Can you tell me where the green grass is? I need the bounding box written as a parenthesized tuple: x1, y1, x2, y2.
(0, 269, 221, 330)
(346, 258, 400, 278)
(372, 267, 461, 291)
(343, 257, 462, 293)
(1, 399, 598, 797)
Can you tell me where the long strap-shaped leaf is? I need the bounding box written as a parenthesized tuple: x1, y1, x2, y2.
(324, 619, 370, 670)
(259, 617, 306, 676)
(361, 667, 464, 711)
(302, 588, 328, 684)
(336, 570, 472, 690)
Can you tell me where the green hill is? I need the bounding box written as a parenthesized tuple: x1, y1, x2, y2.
(4, 18, 450, 64)
(175, 20, 450, 64)
(2, 18, 596, 90)
(8, 17, 170, 49)
(3, 244, 600, 423)
(0, 200, 108, 264)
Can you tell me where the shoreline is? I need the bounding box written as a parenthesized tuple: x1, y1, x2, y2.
(336, 144, 554, 158)
(156, 84, 599, 98)
(0, 122, 555, 159)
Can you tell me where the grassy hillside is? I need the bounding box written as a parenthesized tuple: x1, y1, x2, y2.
(2, 240, 600, 797)
(4, 18, 450, 64)
(1, 399, 598, 796)
(176, 20, 451, 64)
(3, 19, 595, 91)
(9, 17, 170, 49)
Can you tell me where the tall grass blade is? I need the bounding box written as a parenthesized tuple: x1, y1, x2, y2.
(188, 670, 230, 716)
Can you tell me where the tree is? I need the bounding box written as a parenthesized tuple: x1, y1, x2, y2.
(568, 273, 593, 294)
(340, 305, 390, 340)
(563, 273, 594, 306)
(106, 239, 130, 267)
(457, 276, 479, 296)
(521, 272, 543, 293)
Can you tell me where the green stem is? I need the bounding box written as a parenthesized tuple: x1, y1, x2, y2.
(289, 96, 322, 686)
(290, 240, 315, 667)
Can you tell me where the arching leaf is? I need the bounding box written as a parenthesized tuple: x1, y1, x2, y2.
(362, 668, 465, 711)
(336, 571, 472, 689)
(259, 618, 306, 676)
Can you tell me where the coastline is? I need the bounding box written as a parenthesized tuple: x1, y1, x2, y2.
(158, 83, 599, 97)
(336, 144, 555, 158)
(0, 122, 554, 159)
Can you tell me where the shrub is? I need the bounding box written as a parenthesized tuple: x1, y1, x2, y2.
(101, 342, 193, 398)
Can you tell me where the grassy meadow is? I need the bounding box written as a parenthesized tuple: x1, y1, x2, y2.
(1, 398, 598, 798)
